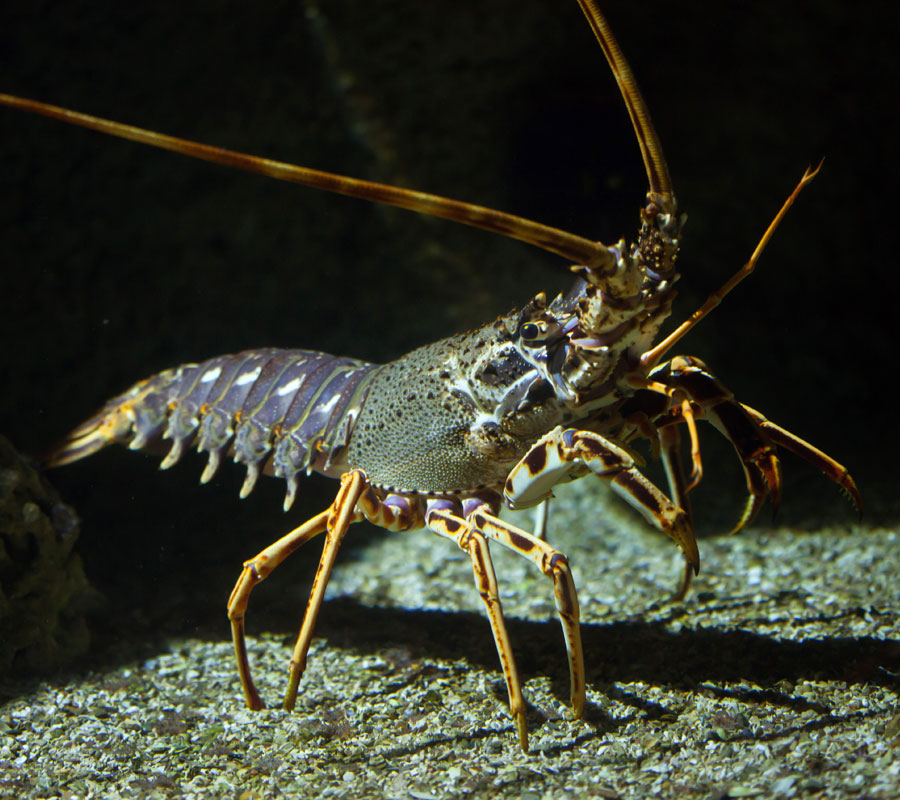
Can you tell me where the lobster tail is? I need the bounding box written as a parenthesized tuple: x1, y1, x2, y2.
(42, 350, 379, 512)
(41, 406, 121, 467)
(42, 372, 177, 468)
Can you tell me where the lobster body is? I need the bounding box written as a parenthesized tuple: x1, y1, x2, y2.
(5, 0, 861, 752)
(50, 243, 679, 510)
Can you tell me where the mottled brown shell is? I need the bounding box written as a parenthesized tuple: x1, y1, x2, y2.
(346, 313, 567, 494)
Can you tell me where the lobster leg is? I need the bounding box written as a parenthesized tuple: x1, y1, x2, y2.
(505, 427, 699, 571)
(426, 507, 529, 751)
(742, 405, 862, 514)
(658, 423, 695, 601)
(707, 401, 782, 532)
(229, 470, 423, 715)
(469, 509, 585, 721)
(649, 355, 860, 533)
(645, 356, 780, 533)
(532, 499, 551, 541)
(227, 509, 332, 710)
(282, 470, 368, 710)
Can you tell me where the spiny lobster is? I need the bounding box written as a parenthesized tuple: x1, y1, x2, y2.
(0, 0, 860, 751)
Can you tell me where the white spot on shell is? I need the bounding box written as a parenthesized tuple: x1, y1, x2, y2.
(319, 393, 340, 413)
(200, 366, 222, 383)
(235, 368, 262, 386)
(276, 376, 304, 397)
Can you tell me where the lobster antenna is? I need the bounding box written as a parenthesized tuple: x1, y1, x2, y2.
(640, 163, 822, 368)
(576, 0, 673, 200)
(0, 92, 616, 270)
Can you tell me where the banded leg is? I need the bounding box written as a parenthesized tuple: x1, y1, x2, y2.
(618, 392, 695, 597)
(742, 406, 862, 513)
(708, 400, 781, 532)
(227, 509, 331, 709)
(663, 395, 703, 492)
(658, 423, 695, 600)
(283, 469, 368, 710)
(646, 356, 779, 532)
(230, 471, 426, 713)
(469, 509, 585, 720)
(426, 507, 529, 750)
(650, 355, 862, 533)
(505, 427, 699, 571)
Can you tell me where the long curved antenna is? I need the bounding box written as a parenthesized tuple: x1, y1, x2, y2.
(0, 92, 615, 270)
(576, 0, 673, 200)
(640, 164, 821, 367)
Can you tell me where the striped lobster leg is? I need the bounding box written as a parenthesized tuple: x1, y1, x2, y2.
(657, 423, 696, 601)
(619, 390, 698, 598)
(426, 496, 587, 752)
(742, 406, 862, 514)
(227, 509, 331, 710)
(648, 356, 862, 533)
(470, 510, 585, 720)
(426, 505, 529, 750)
(227, 470, 421, 714)
(504, 427, 700, 571)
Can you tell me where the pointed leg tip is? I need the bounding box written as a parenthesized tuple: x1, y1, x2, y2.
(282, 678, 301, 712)
(572, 694, 585, 720)
(844, 478, 863, 519)
(245, 691, 265, 711)
(670, 512, 700, 573)
(683, 542, 700, 575)
(515, 714, 529, 753)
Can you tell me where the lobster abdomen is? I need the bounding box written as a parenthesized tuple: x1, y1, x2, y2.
(45, 348, 379, 510)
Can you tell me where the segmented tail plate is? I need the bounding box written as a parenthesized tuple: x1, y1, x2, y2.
(42, 349, 380, 513)
(41, 372, 177, 467)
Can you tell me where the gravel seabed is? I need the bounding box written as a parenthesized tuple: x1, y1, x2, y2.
(2, 480, 898, 799)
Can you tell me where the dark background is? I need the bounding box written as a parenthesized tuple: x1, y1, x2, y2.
(1, 1, 896, 635)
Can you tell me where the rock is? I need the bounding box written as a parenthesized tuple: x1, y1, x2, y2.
(0, 435, 99, 676)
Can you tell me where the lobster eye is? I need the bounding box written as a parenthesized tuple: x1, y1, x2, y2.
(520, 322, 540, 341)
